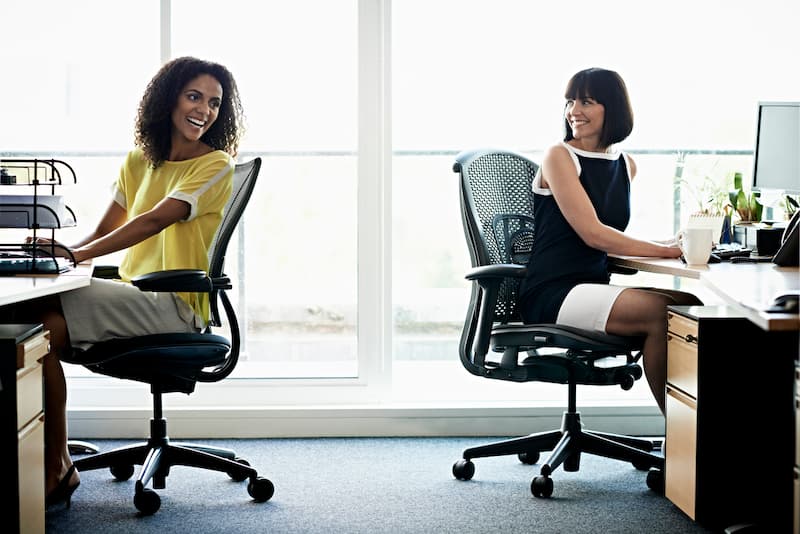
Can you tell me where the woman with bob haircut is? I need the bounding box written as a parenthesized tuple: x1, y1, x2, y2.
(519, 67, 701, 415)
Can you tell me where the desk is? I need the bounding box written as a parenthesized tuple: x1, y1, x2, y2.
(610, 256, 800, 532)
(0, 264, 92, 534)
(0, 262, 93, 307)
(610, 256, 800, 332)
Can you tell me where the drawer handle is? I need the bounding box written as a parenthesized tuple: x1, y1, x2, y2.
(684, 334, 697, 343)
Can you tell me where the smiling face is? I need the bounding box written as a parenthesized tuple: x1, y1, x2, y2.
(565, 96, 605, 147)
(170, 73, 223, 146)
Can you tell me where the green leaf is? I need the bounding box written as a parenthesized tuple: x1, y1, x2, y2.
(750, 195, 763, 222)
(733, 172, 743, 190)
(736, 190, 747, 209)
(735, 190, 749, 220)
(729, 190, 739, 208)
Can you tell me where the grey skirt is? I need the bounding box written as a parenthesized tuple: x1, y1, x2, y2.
(60, 277, 200, 352)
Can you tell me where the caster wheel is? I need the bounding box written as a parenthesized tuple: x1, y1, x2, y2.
(531, 475, 554, 498)
(618, 372, 635, 390)
(518, 451, 540, 465)
(134, 488, 161, 515)
(228, 457, 251, 482)
(110, 464, 135, 481)
(248, 477, 275, 502)
(452, 459, 475, 480)
(646, 468, 664, 493)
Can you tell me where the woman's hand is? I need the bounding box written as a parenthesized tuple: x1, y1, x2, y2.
(663, 244, 683, 259)
(24, 236, 73, 258)
(653, 234, 680, 247)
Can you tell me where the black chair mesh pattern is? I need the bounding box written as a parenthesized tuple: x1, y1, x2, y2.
(67, 157, 274, 515)
(451, 148, 664, 498)
(464, 154, 536, 323)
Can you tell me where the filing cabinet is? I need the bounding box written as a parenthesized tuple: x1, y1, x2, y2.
(665, 306, 797, 532)
(1, 324, 49, 534)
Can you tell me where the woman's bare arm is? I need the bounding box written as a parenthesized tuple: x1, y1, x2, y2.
(71, 197, 189, 263)
(542, 145, 681, 258)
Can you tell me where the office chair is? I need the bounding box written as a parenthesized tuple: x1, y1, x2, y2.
(451, 148, 664, 498)
(65, 157, 274, 515)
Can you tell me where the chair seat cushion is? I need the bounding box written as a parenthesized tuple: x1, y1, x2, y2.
(487, 323, 645, 385)
(491, 323, 643, 354)
(65, 333, 231, 393)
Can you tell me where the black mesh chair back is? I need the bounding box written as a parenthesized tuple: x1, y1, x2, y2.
(451, 148, 665, 499)
(459, 149, 537, 324)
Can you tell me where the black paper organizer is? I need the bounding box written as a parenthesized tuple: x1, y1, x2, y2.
(0, 158, 78, 271)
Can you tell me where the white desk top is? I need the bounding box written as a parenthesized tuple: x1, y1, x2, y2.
(610, 256, 800, 332)
(0, 261, 92, 307)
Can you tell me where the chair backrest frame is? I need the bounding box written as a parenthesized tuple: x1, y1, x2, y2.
(195, 156, 261, 383)
(455, 148, 539, 323)
(206, 157, 261, 328)
(453, 149, 644, 384)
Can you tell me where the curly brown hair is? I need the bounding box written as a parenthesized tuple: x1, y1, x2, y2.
(134, 56, 245, 168)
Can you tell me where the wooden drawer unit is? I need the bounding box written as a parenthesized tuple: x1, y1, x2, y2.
(1, 324, 48, 534)
(666, 312, 698, 399)
(18, 414, 45, 533)
(665, 386, 697, 518)
(665, 306, 798, 532)
(17, 364, 43, 430)
(17, 329, 47, 534)
(16, 330, 49, 370)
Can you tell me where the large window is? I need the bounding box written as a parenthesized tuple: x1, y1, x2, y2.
(1, 1, 798, 428)
(172, 0, 361, 382)
(389, 0, 799, 406)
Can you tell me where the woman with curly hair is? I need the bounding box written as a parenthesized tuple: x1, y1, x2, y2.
(29, 56, 245, 508)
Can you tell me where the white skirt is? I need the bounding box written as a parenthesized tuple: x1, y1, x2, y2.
(60, 277, 200, 351)
(556, 283, 627, 333)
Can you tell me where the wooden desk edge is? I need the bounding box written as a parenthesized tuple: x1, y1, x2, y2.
(609, 256, 703, 279)
(699, 271, 800, 331)
(609, 255, 800, 332)
(0, 261, 92, 308)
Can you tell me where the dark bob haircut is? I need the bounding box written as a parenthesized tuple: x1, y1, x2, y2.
(135, 56, 245, 168)
(563, 68, 633, 148)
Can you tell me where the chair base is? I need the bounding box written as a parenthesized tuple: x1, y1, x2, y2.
(73, 439, 253, 485)
(68, 439, 100, 455)
(455, 410, 664, 497)
(73, 417, 274, 514)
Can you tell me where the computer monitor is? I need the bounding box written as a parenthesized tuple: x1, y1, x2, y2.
(751, 101, 800, 195)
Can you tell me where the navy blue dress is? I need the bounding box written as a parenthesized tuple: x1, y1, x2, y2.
(519, 143, 631, 324)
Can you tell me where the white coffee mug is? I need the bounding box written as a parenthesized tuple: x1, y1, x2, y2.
(679, 227, 714, 265)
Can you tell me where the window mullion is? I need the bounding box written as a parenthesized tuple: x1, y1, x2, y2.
(357, 0, 392, 396)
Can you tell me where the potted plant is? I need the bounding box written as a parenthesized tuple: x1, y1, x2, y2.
(679, 171, 729, 242)
(728, 172, 762, 224)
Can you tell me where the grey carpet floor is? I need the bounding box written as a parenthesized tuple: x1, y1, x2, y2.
(45, 437, 713, 534)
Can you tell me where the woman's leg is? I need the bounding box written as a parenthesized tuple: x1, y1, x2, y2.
(13, 296, 80, 494)
(41, 305, 79, 494)
(604, 288, 702, 414)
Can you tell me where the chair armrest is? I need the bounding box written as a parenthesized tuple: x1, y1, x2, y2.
(607, 263, 638, 276)
(465, 263, 527, 281)
(92, 265, 120, 279)
(132, 269, 214, 293)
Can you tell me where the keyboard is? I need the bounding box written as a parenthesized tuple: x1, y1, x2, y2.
(712, 243, 753, 260)
(0, 255, 73, 275)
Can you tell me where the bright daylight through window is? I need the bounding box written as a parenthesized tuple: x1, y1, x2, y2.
(0, 0, 798, 415)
